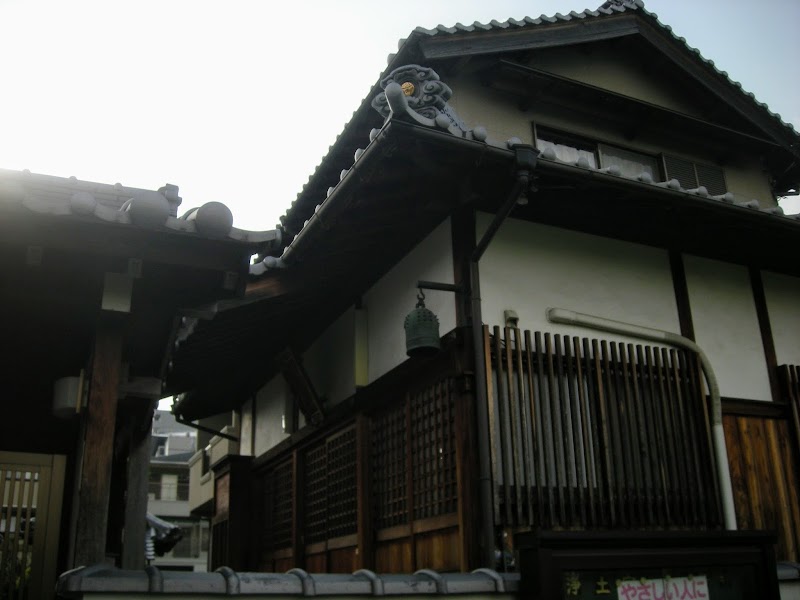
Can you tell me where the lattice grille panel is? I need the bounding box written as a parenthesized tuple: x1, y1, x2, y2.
(411, 378, 458, 519)
(0, 466, 40, 600)
(303, 442, 328, 544)
(326, 427, 357, 539)
(372, 403, 408, 529)
(268, 460, 293, 550)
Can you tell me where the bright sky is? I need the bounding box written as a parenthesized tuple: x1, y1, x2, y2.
(1, 0, 798, 226)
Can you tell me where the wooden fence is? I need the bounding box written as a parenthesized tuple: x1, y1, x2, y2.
(484, 326, 721, 532)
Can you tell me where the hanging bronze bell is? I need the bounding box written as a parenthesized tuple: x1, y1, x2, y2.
(404, 290, 441, 357)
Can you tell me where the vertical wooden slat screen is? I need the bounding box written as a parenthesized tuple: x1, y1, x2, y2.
(484, 326, 720, 531)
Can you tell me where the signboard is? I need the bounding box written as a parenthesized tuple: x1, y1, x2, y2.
(516, 531, 778, 600)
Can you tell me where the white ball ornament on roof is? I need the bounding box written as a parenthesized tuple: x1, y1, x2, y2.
(127, 191, 170, 228)
(193, 202, 233, 237)
(70, 191, 97, 215)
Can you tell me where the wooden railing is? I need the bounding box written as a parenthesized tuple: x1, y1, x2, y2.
(484, 326, 721, 532)
(257, 373, 464, 573)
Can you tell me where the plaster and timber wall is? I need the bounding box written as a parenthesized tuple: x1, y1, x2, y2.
(478, 214, 681, 345)
(362, 218, 455, 383)
(303, 306, 357, 408)
(762, 271, 800, 366)
(251, 375, 296, 458)
(527, 44, 704, 117)
(446, 65, 776, 207)
(684, 255, 771, 401)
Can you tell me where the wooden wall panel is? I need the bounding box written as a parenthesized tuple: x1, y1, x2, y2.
(304, 553, 326, 572)
(273, 557, 294, 572)
(327, 547, 358, 573)
(723, 414, 800, 561)
(414, 528, 460, 572)
(375, 539, 413, 573)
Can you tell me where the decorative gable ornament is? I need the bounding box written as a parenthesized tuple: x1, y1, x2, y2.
(372, 64, 487, 142)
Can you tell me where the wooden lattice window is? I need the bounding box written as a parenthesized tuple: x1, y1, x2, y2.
(372, 403, 408, 529)
(267, 459, 293, 551)
(303, 442, 328, 544)
(303, 427, 358, 543)
(411, 378, 458, 519)
(326, 427, 358, 539)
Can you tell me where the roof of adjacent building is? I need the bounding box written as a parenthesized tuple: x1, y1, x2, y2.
(57, 565, 519, 597)
(0, 168, 281, 248)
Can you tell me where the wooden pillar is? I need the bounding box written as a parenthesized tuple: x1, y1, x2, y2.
(120, 402, 155, 569)
(73, 317, 124, 567)
(355, 415, 373, 569)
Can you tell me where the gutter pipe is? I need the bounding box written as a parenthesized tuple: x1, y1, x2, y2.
(470, 144, 538, 567)
(546, 307, 737, 531)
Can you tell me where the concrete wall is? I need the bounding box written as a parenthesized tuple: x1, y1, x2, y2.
(762, 270, 800, 367)
(362, 218, 455, 383)
(478, 214, 681, 345)
(684, 256, 771, 401)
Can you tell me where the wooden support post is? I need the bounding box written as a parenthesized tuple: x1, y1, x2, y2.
(120, 402, 155, 570)
(73, 316, 124, 567)
(355, 415, 373, 569)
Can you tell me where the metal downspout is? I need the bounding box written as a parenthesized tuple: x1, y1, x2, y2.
(470, 145, 538, 567)
(546, 307, 737, 530)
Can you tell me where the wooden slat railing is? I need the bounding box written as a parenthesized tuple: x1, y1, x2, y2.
(484, 325, 721, 531)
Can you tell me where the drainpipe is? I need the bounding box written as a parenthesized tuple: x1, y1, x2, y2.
(546, 307, 737, 531)
(471, 144, 538, 567)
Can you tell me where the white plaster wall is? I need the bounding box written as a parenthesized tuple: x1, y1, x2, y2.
(303, 306, 356, 408)
(253, 375, 292, 458)
(528, 45, 704, 116)
(762, 270, 800, 367)
(363, 218, 455, 383)
(238, 397, 253, 457)
(478, 214, 681, 345)
(684, 255, 771, 401)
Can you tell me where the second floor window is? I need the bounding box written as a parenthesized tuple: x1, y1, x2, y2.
(535, 126, 727, 195)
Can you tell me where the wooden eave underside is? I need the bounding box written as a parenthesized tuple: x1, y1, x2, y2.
(170, 122, 800, 420)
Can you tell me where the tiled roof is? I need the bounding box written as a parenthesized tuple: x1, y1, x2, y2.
(274, 1, 799, 251)
(0, 168, 281, 246)
(251, 56, 799, 276)
(57, 565, 519, 596)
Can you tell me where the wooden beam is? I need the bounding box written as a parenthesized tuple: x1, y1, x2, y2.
(669, 251, 695, 340)
(73, 315, 125, 567)
(749, 267, 780, 403)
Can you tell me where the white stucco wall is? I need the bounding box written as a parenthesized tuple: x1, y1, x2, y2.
(303, 306, 356, 408)
(478, 214, 681, 345)
(253, 375, 293, 458)
(239, 397, 253, 457)
(362, 218, 455, 383)
(684, 255, 771, 401)
(762, 270, 800, 367)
